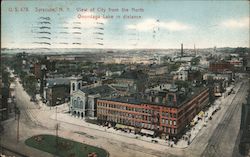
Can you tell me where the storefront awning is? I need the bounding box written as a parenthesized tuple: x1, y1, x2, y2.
(128, 126, 135, 130)
(115, 124, 127, 129)
(198, 111, 204, 117)
(115, 124, 136, 130)
(140, 129, 154, 135)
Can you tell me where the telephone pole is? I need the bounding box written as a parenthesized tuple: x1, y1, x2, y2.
(55, 106, 59, 157)
(16, 108, 20, 143)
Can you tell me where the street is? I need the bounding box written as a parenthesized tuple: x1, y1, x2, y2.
(201, 80, 249, 157)
(1, 76, 249, 157)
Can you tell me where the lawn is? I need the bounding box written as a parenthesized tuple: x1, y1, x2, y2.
(25, 134, 108, 157)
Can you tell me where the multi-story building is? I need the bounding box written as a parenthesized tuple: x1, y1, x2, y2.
(147, 65, 168, 78)
(70, 77, 117, 118)
(209, 60, 234, 73)
(43, 77, 71, 106)
(111, 70, 148, 94)
(30, 62, 41, 79)
(177, 70, 188, 81)
(97, 85, 209, 139)
(34, 63, 41, 79)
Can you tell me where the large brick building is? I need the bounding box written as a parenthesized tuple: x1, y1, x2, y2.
(209, 60, 234, 73)
(97, 86, 209, 138)
(43, 77, 71, 106)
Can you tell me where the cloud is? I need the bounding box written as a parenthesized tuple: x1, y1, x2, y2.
(220, 17, 249, 28)
(126, 19, 192, 32)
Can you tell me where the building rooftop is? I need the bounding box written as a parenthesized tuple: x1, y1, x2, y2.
(81, 85, 116, 97)
(99, 86, 208, 108)
(46, 77, 71, 87)
(117, 70, 148, 80)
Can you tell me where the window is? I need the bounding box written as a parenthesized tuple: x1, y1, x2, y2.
(148, 124, 151, 129)
(78, 82, 81, 89)
(77, 97, 81, 108)
(169, 120, 172, 125)
(74, 100, 77, 108)
(173, 121, 176, 126)
(72, 83, 75, 91)
(80, 101, 83, 109)
(162, 119, 165, 123)
(172, 128, 175, 134)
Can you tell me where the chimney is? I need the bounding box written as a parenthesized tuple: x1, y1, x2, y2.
(194, 44, 196, 56)
(181, 43, 183, 57)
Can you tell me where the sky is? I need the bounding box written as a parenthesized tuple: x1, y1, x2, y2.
(1, 0, 249, 49)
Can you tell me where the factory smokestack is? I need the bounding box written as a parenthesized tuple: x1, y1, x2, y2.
(181, 43, 183, 57)
(194, 44, 197, 56)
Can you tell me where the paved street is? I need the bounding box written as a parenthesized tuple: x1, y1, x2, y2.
(1, 76, 249, 157)
(201, 80, 249, 157)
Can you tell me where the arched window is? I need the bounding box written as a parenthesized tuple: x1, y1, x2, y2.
(78, 82, 81, 90)
(73, 100, 77, 108)
(77, 97, 80, 108)
(72, 83, 75, 91)
(80, 101, 83, 109)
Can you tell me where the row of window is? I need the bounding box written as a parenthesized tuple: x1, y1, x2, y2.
(161, 112, 177, 118)
(98, 110, 176, 126)
(98, 103, 177, 118)
(72, 97, 84, 109)
(105, 116, 141, 127)
(98, 103, 144, 112)
(98, 110, 143, 119)
(72, 82, 81, 91)
(162, 119, 176, 126)
(98, 115, 177, 134)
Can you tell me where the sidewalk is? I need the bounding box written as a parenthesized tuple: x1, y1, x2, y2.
(50, 82, 242, 149)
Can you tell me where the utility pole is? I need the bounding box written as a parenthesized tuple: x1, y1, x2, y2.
(56, 106, 57, 121)
(55, 123, 59, 156)
(16, 108, 20, 143)
(55, 106, 59, 157)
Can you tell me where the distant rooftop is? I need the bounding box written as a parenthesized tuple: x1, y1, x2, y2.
(118, 70, 148, 80)
(99, 86, 208, 108)
(46, 77, 71, 87)
(81, 85, 116, 97)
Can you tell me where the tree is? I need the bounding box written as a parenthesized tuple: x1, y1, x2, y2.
(23, 75, 37, 96)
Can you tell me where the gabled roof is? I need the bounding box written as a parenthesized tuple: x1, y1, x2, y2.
(80, 85, 116, 97)
(46, 77, 71, 87)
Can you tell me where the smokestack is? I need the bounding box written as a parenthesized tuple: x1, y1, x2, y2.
(194, 44, 196, 56)
(181, 43, 183, 57)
